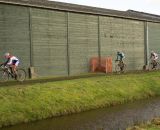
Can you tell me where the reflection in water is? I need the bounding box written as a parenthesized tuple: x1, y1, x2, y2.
(1, 98, 160, 130)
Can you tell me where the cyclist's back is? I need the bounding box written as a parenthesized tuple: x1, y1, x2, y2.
(116, 51, 125, 62)
(2, 53, 19, 67)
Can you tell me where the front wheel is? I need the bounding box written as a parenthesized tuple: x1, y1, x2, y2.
(121, 64, 127, 73)
(16, 68, 26, 82)
(156, 62, 160, 70)
(0, 70, 9, 82)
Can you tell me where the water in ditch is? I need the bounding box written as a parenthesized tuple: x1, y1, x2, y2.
(1, 97, 160, 130)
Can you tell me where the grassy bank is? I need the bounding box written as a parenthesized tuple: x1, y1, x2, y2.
(0, 72, 160, 127)
(127, 118, 160, 130)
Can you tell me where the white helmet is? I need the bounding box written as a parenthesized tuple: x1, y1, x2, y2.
(4, 52, 10, 57)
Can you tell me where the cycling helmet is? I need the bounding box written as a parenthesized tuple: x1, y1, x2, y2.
(4, 52, 10, 58)
(117, 51, 120, 54)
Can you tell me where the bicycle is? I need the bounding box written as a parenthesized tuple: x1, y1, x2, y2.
(0, 65, 26, 82)
(148, 60, 160, 71)
(115, 60, 127, 73)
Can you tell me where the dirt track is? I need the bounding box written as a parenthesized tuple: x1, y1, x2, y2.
(0, 73, 106, 87)
(0, 70, 153, 87)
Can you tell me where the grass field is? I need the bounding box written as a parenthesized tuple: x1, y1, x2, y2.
(0, 71, 160, 128)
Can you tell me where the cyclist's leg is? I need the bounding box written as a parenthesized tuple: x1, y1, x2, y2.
(11, 65, 17, 79)
(119, 59, 123, 71)
(12, 61, 19, 79)
(120, 56, 122, 62)
(155, 57, 158, 65)
(150, 59, 154, 69)
(15, 61, 19, 72)
(153, 60, 157, 68)
(9, 66, 14, 77)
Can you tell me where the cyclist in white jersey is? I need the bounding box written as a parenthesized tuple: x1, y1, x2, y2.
(150, 51, 158, 61)
(1, 53, 20, 76)
(150, 51, 158, 68)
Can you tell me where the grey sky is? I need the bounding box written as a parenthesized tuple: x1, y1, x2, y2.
(49, 0, 160, 15)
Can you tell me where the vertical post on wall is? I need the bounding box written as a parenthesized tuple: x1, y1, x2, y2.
(144, 21, 149, 65)
(66, 12, 70, 76)
(29, 8, 33, 67)
(98, 16, 101, 66)
(29, 8, 35, 78)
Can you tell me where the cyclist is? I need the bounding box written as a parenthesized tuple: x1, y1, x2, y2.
(116, 51, 125, 63)
(1, 53, 19, 77)
(150, 51, 158, 68)
(115, 51, 126, 72)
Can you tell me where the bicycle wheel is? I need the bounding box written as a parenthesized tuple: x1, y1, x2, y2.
(155, 62, 160, 70)
(121, 64, 127, 73)
(0, 70, 9, 82)
(115, 64, 121, 73)
(148, 63, 155, 71)
(16, 68, 26, 82)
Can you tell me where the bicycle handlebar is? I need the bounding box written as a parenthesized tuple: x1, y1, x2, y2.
(0, 65, 8, 69)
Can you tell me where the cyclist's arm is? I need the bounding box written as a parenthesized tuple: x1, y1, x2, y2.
(115, 55, 119, 61)
(3, 58, 10, 66)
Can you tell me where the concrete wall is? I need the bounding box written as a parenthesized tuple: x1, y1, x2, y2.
(100, 17, 145, 70)
(31, 8, 68, 77)
(68, 13, 99, 75)
(148, 22, 160, 62)
(0, 3, 159, 77)
(0, 4, 30, 76)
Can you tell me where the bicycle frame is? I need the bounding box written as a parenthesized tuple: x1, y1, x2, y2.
(1, 65, 26, 82)
(1, 66, 15, 78)
(115, 60, 124, 66)
(115, 60, 126, 73)
(149, 60, 160, 70)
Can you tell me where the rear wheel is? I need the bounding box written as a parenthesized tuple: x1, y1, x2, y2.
(16, 68, 26, 82)
(0, 70, 9, 82)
